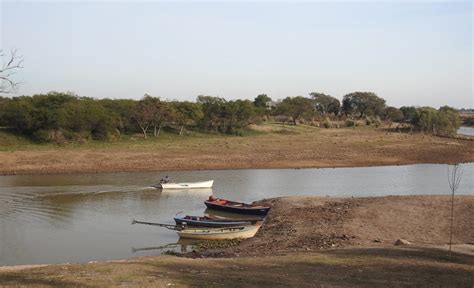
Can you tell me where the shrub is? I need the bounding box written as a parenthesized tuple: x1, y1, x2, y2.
(345, 119, 356, 127)
(322, 118, 332, 128)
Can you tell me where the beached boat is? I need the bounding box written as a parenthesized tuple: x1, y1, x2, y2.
(132, 219, 261, 240)
(204, 196, 271, 216)
(177, 225, 261, 240)
(154, 180, 214, 189)
(174, 215, 262, 228)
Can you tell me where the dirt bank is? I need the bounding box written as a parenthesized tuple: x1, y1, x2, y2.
(1, 127, 473, 175)
(204, 195, 474, 257)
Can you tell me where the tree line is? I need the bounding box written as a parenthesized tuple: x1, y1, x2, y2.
(0, 91, 461, 143)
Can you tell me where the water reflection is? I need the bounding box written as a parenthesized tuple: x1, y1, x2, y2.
(131, 239, 197, 254)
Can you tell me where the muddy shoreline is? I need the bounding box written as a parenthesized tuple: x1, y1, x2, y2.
(199, 195, 474, 258)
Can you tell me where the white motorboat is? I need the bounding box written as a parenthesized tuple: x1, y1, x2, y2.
(155, 180, 214, 190)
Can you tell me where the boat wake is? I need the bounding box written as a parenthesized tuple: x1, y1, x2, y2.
(0, 185, 156, 224)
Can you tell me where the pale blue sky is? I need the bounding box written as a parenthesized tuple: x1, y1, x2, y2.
(1, 1, 472, 108)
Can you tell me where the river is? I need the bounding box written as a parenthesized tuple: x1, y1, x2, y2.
(458, 126, 474, 136)
(0, 164, 473, 266)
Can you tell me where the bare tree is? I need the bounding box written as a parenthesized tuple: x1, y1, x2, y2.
(0, 49, 23, 94)
(447, 164, 463, 257)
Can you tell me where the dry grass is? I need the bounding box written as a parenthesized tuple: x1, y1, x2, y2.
(0, 124, 473, 175)
(0, 247, 472, 287)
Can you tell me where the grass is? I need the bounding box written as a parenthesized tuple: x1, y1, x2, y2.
(0, 123, 386, 151)
(1, 123, 473, 175)
(0, 129, 227, 151)
(0, 247, 472, 287)
(0, 124, 276, 152)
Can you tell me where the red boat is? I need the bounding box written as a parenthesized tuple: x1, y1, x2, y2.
(204, 196, 271, 216)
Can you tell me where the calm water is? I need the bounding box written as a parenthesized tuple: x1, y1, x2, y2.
(458, 126, 474, 136)
(0, 164, 473, 266)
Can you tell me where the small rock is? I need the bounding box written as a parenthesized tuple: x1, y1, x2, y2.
(373, 238, 381, 243)
(394, 239, 411, 246)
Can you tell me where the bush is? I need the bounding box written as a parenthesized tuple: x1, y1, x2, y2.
(345, 119, 356, 127)
(412, 106, 461, 137)
(322, 118, 332, 128)
(32, 129, 66, 144)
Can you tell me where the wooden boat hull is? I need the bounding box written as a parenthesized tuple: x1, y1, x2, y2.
(205, 201, 271, 216)
(156, 180, 214, 189)
(177, 225, 261, 240)
(174, 216, 260, 228)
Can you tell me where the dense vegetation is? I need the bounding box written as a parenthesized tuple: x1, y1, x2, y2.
(0, 91, 462, 143)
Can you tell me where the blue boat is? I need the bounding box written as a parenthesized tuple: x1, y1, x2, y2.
(174, 215, 261, 228)
(204, 196, 271, 216)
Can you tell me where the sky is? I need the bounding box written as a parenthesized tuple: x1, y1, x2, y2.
(0, 1, 472, 108)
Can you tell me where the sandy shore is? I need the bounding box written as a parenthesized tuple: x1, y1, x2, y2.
(1, 195, 472, 287)
(1, 127, 473, 175)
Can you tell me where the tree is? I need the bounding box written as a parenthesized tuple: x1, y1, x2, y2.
(0, 49, 23, 94)
(309, 92, 340, 116)
(414, 107, 437, 133)
(2, 96, 35, 133)
(400, 106, 418, 124)
(447, 164, 463, 257)
(196, 96, 256, 134)
(133, 96, 156, 139)
(28, 92, 76, 135)
(276, 96, 314, 125)
(410, 106, 461, 136)
(100, 98, 137, 135)
(342, 92, 386, 117)
(173, 101, 203, 135)
(435, 106, 461, 137)
(197, 95, 227, 132)
(0, 96, 8, 125)
(152, 99, 175, 137)
(222, 99, 256, 133)
(384, 106, 404, 122)
(254, 94, 272, 108)
(61, 98, 114, 140)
